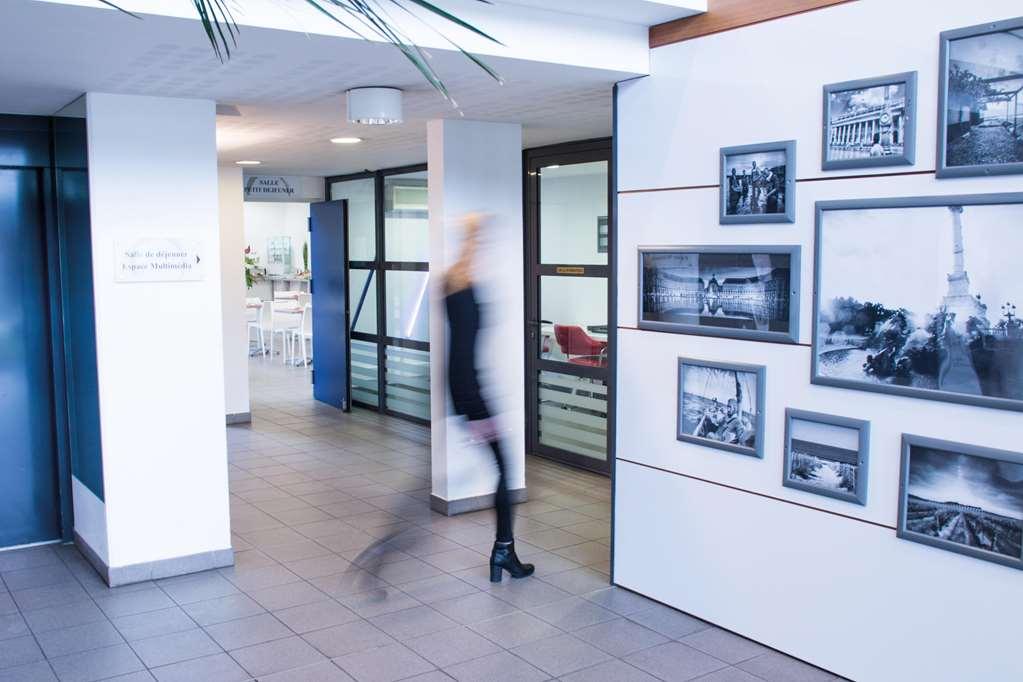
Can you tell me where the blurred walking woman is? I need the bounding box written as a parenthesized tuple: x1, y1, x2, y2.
(444, 214, 534, 583)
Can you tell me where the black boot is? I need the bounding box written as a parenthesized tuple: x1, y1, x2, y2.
(490, 541, 534, 582)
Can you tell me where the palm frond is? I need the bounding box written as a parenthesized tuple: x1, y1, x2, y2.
(99, 0, 502, 97)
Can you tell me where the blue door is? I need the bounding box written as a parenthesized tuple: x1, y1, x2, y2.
(0, 169, 62, 548)
(310, 200, 350, 410)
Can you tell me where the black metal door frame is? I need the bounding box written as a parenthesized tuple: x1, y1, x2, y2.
(524, 138, 614, 475)
(325, 163, 430, 425)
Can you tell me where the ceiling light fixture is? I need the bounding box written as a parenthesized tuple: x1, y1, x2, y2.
(235, 160, 261, 166)
(347, 87, 403, 125)
(330, 137, 363, 144)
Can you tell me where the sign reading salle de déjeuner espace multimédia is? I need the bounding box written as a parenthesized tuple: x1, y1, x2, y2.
(114, 238, 204, 282)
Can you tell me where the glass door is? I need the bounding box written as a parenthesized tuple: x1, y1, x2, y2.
(525, 141, 612, 474)
(328, 165, 431, 424)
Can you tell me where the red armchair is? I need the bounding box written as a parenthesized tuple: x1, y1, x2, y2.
(553, 324, 608, 367)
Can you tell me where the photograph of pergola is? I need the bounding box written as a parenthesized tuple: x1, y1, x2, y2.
(939, 18, 1023, 177)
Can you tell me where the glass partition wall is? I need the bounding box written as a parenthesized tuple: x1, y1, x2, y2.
(525, 141, 613, 474)
(328, 165, 430, 423)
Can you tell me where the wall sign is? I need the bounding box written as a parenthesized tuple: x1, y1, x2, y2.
(243, 175, 325, 202)
(115, 237, 203, 282)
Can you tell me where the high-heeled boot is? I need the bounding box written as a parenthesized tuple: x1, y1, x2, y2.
(490, 540, 535, 582)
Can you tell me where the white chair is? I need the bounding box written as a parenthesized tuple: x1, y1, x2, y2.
(288, 303, 313, 367)
(246, 299, 267, 356)
(269, 301, 301, 364)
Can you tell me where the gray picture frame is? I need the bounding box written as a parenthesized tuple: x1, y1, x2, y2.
(822, 71, 918, 171)
(638, 245, 801, 344)
(677, 357, 766, 459)
(936, 16, 1023, 179)
(783, 409, 869, 505)
(720, 140, 796, 224)
(811, 192, 1023, 412)
(898, 434, 1023, 571)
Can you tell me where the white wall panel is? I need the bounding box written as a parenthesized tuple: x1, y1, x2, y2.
(617, 0, 1023, 191)
(614, 1, 1023, 680)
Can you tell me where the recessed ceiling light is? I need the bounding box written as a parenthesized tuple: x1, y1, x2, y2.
(330, 137, 363, 144)
(236, 160, 261, 166)
(546, 164, 561, 170)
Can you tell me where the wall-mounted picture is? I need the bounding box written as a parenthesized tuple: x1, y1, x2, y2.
(677, 358, 765, 458)
(597, 215, 608, 254)
(783, 409, 869, 505)
(813, 194, 1023, 412)
(822, 72, 917, 170)
(720, 140, 796, 224)
(937, 16, 1023, 178)
(899, 435, 1023, 571)
(639, 246, 800, 343)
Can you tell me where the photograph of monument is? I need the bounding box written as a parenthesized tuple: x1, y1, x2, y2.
(720, 141, 796, 224)
(939, 18, 1023, 177)
(677, 358, 765, 458)
(639, 247, 799, 343)
(900, 436, 1023, 569)
(823, 72, 916, 170)
(814, 196, 1023, 410)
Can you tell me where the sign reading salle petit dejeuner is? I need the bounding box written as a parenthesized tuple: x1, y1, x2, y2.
(115, 238, 204, 282)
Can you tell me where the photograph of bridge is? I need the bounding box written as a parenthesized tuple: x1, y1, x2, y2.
(814, 198, 1023, 410)
(902, 439, 1023, 566)
(940, 20, 1023, 175)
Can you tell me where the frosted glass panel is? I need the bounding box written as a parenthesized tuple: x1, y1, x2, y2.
(538, 371, 608, 461)
(386, 345, 430, 420)
(351, 339, 379, 407)
(330, 177, 376, 261)
(539, 161, 608, 265)
(386, 270, 430, 342)
(384, 171, 429, 262)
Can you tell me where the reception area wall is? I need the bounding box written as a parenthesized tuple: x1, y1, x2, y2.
(614, 1, 1023, 680)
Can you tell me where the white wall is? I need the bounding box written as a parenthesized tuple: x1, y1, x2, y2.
(85, 92, 232, 571)
(614, 2, 1023, 681)
(428, 119, 525, 505)
(243, 201, 311, 274)
(220, 166, 250, 419)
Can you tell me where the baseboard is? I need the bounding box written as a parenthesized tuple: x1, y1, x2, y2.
(75, 531, 234, 587)
(430, 487, 528, 516)
(226, 412, 252, 425)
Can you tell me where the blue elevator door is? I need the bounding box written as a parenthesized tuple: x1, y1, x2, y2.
(0, 169, 61, 548)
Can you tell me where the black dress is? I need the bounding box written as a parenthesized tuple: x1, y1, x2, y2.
(445, 285, 490, 422)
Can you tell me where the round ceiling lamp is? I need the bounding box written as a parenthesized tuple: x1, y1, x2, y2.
(346, 87, 403, 125)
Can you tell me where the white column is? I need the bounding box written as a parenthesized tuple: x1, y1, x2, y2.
(219, 166, 251, 423)
(427, 119, 526, 515)
(79, 93, 233, 585)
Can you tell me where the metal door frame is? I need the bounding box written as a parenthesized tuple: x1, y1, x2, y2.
(524, 138, 614, 475)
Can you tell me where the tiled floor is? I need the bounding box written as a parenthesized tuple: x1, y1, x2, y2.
(0, 359, 845, 681)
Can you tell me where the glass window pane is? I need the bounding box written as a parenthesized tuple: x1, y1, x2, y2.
(538, 370, 607, 461)
(351, 339, 379, 407)
(385, 270, 430, 342)
(540, 276, 608, 365)
(330, 177, 376, 261)
(384, 171, 429, 262)
(349, 268, 377, 335)
(386, 345, 430, 421)
(539, 161, 608, 265)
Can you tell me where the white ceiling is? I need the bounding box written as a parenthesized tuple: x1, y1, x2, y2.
(1, 0, 654, 176)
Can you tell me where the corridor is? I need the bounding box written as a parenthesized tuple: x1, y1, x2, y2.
(0, 360, 839, 681)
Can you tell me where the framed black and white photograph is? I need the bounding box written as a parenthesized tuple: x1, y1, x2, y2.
(937, 16, 1023, 178)
(812, 193, 1023, 412)
(720, 141, 796, 224)
(783, 409, 869, 505)
(822, 72, 917, 170)
(677, 358, 765, 458)
(899, 434, 1023, 571)
(639, 246, 800, 343)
